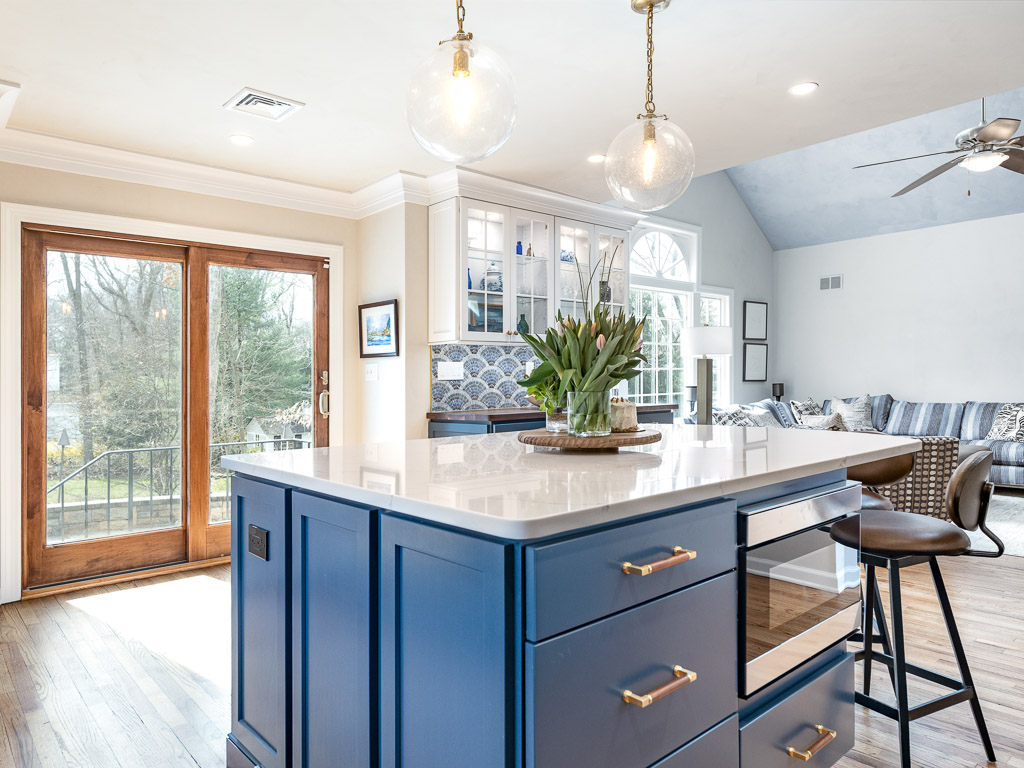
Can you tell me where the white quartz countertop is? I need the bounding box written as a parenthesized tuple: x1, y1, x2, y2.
(221, 425, 920, 539)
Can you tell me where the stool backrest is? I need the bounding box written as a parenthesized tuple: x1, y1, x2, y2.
(946, 450, 993, 532)
(847, 452, 916, 487)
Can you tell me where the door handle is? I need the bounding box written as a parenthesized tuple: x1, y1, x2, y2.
(318, 390, 330, 418)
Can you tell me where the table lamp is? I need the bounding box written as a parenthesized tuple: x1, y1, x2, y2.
(772, 383, 785, 402)
(680, 326, 733, 426)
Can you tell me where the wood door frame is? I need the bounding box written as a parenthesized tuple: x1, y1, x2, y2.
(20, 224, 330, 586)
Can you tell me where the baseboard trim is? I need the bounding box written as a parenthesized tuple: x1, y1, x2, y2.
(20, 556, 230, 600)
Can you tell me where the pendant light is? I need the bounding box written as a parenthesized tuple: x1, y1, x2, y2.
(407, 0, 517, 164)
(604, 0, 695, 212)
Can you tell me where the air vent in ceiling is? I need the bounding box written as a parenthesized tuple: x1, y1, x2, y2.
(223, 87, 304, 121)
(819, 274, 843, 291)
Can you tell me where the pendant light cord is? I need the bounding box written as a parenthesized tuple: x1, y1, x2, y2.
(644, 5, 656, 115)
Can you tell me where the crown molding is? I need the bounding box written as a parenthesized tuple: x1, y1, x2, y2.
(0, 125, 651, 227)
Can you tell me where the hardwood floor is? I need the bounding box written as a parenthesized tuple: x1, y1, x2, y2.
(1, 557, 1022, 767)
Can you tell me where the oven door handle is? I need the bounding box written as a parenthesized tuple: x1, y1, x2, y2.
(621, 546, 696, 576)
(787, 725, 837, 761)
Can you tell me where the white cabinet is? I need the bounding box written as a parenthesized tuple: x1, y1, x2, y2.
(429, 198, 630, 344)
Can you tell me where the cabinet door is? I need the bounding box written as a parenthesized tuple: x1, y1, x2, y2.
(553, 218, 595, 322)
(511, 209, 554, 337)
(462, 200, 512, 342)
(596, 225, 629, 317)
(230, 477, 289, 768)
(380, 515, 512, 768)
(291, 492, 372, 768)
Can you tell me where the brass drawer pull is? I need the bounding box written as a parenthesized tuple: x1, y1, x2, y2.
(622, 665, 697, 708)
(622, 546, 696, 576)
(787, 725, 837, 761)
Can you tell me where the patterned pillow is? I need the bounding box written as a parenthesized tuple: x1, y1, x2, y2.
(985, 404, 1024, 442)
(790, 398, 825, 424)
(795, 413, 847, 431)
(746, 409, 783, 428)
(713, 409, 759, 427)
(830, 394, 874, 432)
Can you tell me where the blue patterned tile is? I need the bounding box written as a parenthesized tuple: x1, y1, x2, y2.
(431, 382, 451, 402)
(445, 344, 470, 362)
(480, 366, 502, 386)
(481, 391, 503, 408)
(497, 357, 518, 375)
(498, 379, 520, 397)
(514, 346, 534, 362)
(481, 346, 502, 363)
(430, 343, 541, 411)
(463, 355, 485, 376)
(463, 380, 486, 398)
(447, 391, 470, 410)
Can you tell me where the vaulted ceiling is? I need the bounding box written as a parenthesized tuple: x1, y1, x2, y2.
(2, 0, 1024, 204)
(726, 86, 1024, 250)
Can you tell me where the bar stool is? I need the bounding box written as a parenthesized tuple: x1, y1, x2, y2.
(846, 451, 916, 511)
(831, 450, 1004, 768)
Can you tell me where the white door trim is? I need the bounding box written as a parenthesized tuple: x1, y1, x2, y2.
(0, 202, 344, 603)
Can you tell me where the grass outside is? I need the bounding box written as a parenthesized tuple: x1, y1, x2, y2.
(48, 475, 231, 504)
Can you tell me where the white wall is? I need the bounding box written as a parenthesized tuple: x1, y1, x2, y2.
(658, 171, 776, 404)
(775, 210, 1024, 403)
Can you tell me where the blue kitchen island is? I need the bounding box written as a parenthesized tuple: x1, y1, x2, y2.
(221, 425, 919, 768)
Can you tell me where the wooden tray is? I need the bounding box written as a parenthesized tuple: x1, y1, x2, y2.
(517, 428, 663, 452)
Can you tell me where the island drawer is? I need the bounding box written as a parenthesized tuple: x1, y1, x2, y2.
(739, 654, 854, 768)
(525, 572, 736, 768)
(651, 715, 738, 768)
(525, 499, 736, 640)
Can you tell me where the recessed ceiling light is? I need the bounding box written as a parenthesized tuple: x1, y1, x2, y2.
(230, 134, 255, 146)
(788, 82, 819, 96)
(587, 154, 606, 163)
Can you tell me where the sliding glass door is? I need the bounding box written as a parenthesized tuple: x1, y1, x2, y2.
(22, 229, 329, 588)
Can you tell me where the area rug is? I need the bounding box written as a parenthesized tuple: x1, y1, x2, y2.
(968, 488, 1024, 557)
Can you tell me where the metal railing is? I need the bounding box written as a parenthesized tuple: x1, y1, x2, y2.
(46, 437, 311, 543)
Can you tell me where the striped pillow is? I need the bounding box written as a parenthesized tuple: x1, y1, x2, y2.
(960, 402, 1008, 440)
(883, 401, 965, 437)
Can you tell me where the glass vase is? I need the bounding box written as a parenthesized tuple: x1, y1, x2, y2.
(545, 409, 568, 433)
(568, 390, 612, 437)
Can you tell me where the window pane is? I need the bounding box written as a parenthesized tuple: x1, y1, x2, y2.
(630, 231, 689, 281)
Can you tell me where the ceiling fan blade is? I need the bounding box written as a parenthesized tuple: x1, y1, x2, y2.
(1007, 136, 1024, 147)
(853, 149, 963, 169)
(892, 156, 964, 197)
(976, 117, 1021, 143)
(1001, 148, 1024, 175)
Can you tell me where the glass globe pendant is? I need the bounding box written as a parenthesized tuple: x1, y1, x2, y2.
(605, 0, 695, 212)
(407, 0, 516, 164)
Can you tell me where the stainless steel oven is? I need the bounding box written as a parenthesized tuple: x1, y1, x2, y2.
(739, 481, 862, 696)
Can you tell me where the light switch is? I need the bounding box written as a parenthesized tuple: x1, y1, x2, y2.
(523, 361, 535, 377)
(437, 361, 464, 380)
(364, 363, 379, 381)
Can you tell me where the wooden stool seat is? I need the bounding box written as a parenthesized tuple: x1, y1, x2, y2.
(831, 509, 970, 557)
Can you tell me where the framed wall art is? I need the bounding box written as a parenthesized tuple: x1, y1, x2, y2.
(359, 299, 400, 358)
(743, 300, 768, 341)
(743, 342, 768, 382)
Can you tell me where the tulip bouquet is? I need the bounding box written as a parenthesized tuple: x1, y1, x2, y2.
(518, 253, 647, 436)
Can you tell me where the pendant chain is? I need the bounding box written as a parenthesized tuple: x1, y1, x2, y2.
(644, 5, 656, 115)
(456, 0, 466, 34)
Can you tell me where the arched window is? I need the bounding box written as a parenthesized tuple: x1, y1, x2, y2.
(630, 231, 690, 283)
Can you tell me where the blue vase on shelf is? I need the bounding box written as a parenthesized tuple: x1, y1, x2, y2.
(517, 314, 530, 335)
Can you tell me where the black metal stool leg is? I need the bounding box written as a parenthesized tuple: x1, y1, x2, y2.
(863, 564, 877, 696)
(872, 574, 898, 695)
(929, 557, 997, 763)
(889, 562, 912, 768)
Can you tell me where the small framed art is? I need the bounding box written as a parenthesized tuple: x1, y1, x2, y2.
(359, 299, 400, 358)
(743, 300, 768, 341)
(743, 342, 768, 382)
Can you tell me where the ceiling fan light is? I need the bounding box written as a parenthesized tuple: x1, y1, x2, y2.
(960, 151, 1009, 173)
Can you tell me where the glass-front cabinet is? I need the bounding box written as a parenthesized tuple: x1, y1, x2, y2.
(513, 210, 554, 337)
(428, 196, 632, 344)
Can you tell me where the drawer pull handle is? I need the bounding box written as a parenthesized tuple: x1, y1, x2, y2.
(787, 725, 837, 761)
(621, 546, 696, 576)
(621, 665, 697, 708)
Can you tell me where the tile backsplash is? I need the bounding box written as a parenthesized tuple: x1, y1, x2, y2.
(430, 344, 539, 411)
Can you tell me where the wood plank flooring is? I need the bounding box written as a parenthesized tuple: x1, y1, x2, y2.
(0, 558, 1022, 767)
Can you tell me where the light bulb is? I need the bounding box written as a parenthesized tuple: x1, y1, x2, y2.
(407, 38, 516, 163)
(605, 117, 695, 212)
(788, 81, 819, 96)
(959, 150, 1008, 173)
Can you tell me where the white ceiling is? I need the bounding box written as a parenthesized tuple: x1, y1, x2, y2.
(2, 0, 1024, 203)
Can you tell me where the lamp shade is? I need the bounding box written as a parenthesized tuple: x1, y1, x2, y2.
(772, 383, 785, 399)
(680, 326, 733, 357)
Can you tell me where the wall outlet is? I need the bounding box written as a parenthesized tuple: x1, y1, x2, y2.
(437, 361, 464, 381)
(364, 362, 379, 381)
(523, 361, 535, 377)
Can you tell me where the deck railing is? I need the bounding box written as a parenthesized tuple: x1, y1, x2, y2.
(46, 438, 311, 543)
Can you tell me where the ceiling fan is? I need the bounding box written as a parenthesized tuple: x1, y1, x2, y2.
(854, 98, 1024, 197)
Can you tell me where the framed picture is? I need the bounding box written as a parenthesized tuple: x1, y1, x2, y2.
(743, 342, 768, 382)
(743, 300, 768, 340)
(359, 299, 399, 358)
